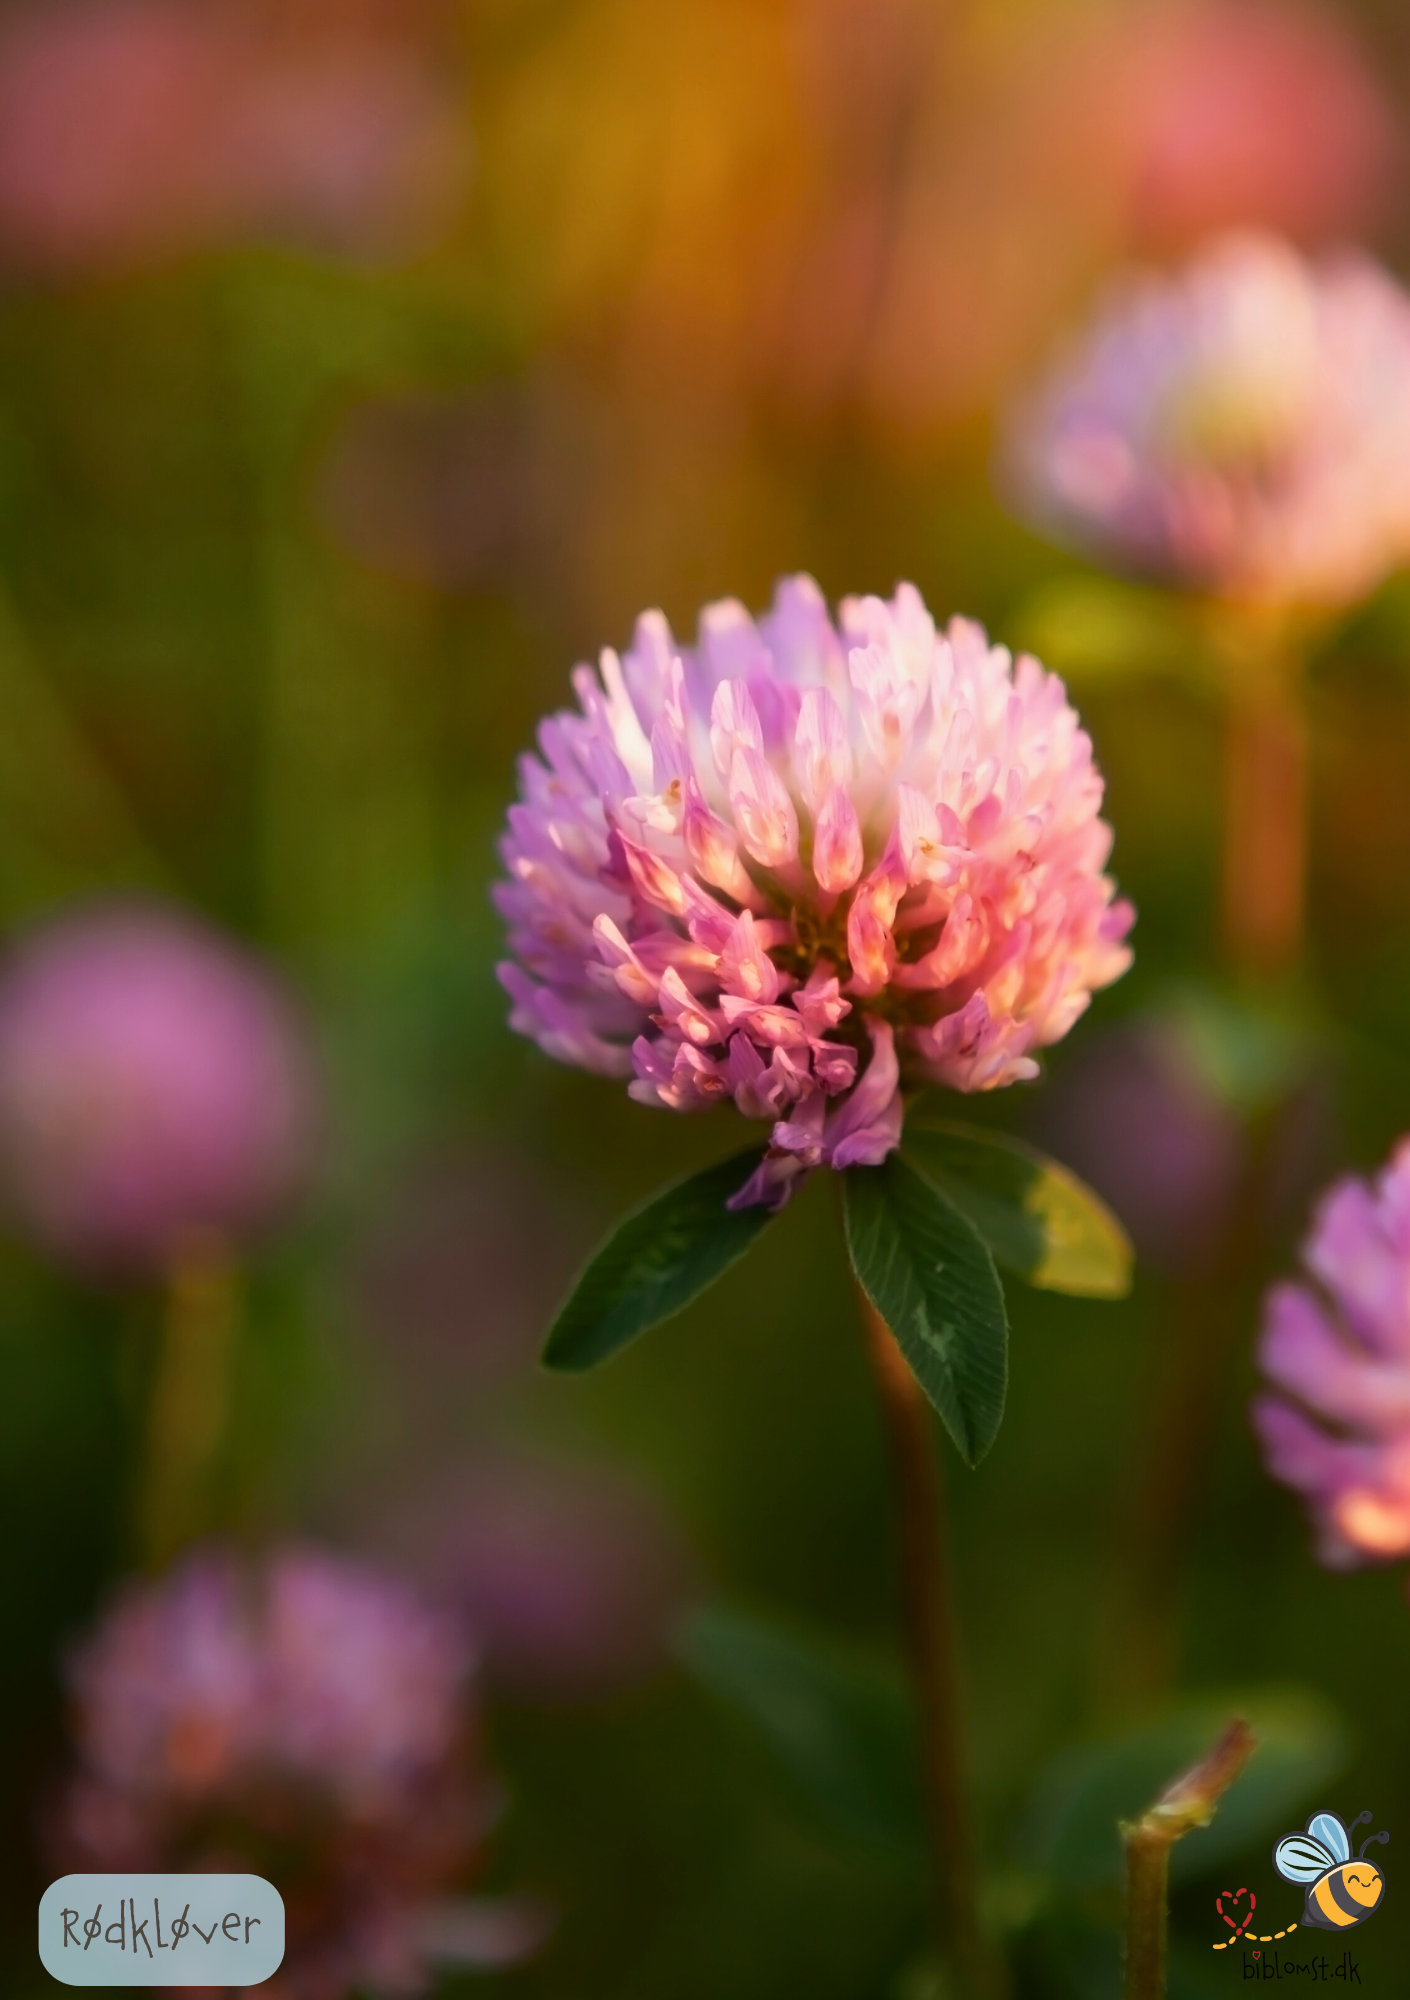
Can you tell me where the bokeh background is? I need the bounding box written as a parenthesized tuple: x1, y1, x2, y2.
(7, 0, 1410, 1994)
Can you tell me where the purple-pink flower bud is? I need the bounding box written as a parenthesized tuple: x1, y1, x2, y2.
(1253, 1139, 1410, 1568)
(0, 901, 318, 1274)
(1009, 231, 1410, 607)
(496, 575, 1133, 1207)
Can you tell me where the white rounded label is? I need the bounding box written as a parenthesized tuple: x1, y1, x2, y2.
(39, 1875, 285, 1986)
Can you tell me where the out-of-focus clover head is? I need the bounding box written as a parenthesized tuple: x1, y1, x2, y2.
(0, 900, 319, 1275)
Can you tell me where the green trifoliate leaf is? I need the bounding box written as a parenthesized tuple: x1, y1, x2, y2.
(677, 1603, 925, 1859)
(842, 1154, 1009, 1465)
(903, 1122, 1133, 1299)
(542, 1148, 774, 1371)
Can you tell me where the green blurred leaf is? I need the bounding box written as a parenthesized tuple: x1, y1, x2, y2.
(676, 1603, 925, 1857)
(903, 1123, 1133, 1299)
(1015, 1688, 1352, 1893)
(842, 1155, 1008, 1465)
(1012, 575, 1202, 690)
(1162, 984, 1316, 1117)
(542, 1148, 773, 1371)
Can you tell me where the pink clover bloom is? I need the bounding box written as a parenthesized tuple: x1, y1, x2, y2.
(1253, 1139, 1410, 1567)
(496, 575, 1132, 1207)
(1010, 232, 1410, 607)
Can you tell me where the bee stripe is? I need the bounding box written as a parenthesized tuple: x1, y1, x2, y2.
(1316, 1873, 1367, 1926)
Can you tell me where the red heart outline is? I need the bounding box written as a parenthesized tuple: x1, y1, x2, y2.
(1215, 1886, 1256, 1938)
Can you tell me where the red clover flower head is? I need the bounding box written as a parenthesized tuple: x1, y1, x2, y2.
(496, 574, 1132, 1208)
(1254, 1139, 1410, 1568)
(1010, 231, 1410, 607)
(0, 901, 318, 1274)
(56, 1545, 510, 1997)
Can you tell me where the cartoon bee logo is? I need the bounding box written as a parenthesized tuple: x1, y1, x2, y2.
(1273, 1810, 1390, 1931)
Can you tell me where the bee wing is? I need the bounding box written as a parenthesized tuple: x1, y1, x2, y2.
(1275, 1834, 1336, 1882)
(1307, 1813, 1351, 1863)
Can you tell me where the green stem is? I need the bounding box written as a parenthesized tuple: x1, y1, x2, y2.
(1124, 1827, 1172, 2000)
(135, 1234, 239, 1569)
(1123, 1719, 1257, 2000)
(1207, 605, 1311, 985)
(857, 1286, 990, 1994)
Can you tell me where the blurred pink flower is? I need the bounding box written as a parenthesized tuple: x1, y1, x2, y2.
(0, 901, 318, 1274)
(1009, 232, 1410, 608)
(496, 575, 1132, 1209)
(1071, 0, 1398, 254)
(351, 1149, 579, 1379)
(0, 0, 468, 273)
(66, 1547, 468, 1816)
(751, 0, 1395, 436)
(1025, 1018, 1243, 1277)
(1253, 1140, 1410, 1569)
(56, 1545, 544, 1995)
(371, 1455, 688, 1703)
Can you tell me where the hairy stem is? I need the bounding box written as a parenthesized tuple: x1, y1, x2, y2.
(857, 1287, 987, 1992)
(1123, 1720, 1257, 2000)
(136, 1234, 239, 1569)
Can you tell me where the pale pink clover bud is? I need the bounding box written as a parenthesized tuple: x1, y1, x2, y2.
(716, 910, 783, 1006)
(792, 963, 850, 1039)
(682, 781, 760, 906)
(795, 686, 854, 810)
(709, 677, 764, 778)
(1253, 1138, 1410, 1568)
(616, 834, 689, 919)
(813, 784, 864, 894)
(1009, 231, 1410, 607)
(728, 746, 800, 872)
(590, 917, 658, 1008)
(497, 576, 1131, 1208)
(895, 785, 957, 887)
(848, 640, 923, 766)
(654, 968, 718, 1047)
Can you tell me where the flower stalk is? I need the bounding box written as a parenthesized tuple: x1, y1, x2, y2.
(1123, 1718, 1257, 2000)
(857, 1286, 987, 1994)
(136, 1233, 239, 1569)
(1210, 609, 1310, 983)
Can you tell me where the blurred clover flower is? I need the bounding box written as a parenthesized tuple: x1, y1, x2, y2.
(0, 901, 317, 1276)
(1009, 232, 1410, 609)
(497, 574, 1132, 1210)
(1254, 1141, 1410, 1569)
(372, 1455, 689, 1704)
(55, 1545, 545, 1994)
(1065, 0, 1397, 256)
(0, 0, 469, 273)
